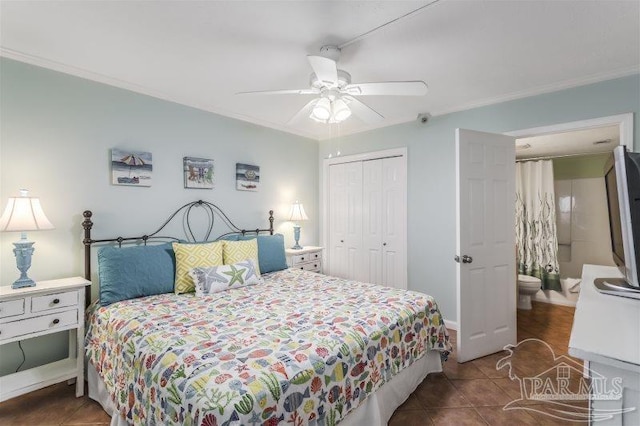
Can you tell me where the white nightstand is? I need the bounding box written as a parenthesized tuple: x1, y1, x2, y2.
(0, 276, 90, 402)
(286, 246, 323, 273)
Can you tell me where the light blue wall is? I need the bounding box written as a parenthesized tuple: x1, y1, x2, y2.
(319, 74, 640, 323)
(0, 58, 318, 375)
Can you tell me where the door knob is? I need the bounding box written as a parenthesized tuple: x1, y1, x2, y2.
(462, 255, 473, 264)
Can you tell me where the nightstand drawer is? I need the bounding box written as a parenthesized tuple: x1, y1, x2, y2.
(0, 299, 25, 319)
(0, 309, 78, 341)
(296, 260, 322, 273)
(31, 291, 78, 313)
(291, 251, 322, 265)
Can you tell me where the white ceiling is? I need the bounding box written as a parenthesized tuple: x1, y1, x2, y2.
(516, 125, 620, 160)
(1, 1, 638, 141)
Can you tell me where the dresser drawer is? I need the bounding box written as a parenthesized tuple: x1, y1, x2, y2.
(291, 251, 322, 265)
(0, 299, 25, 319)
(31, 291, 78, 313)
(0, 309, 78, 341)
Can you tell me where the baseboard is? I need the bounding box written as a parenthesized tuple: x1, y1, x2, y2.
(444, 319, 458, 330)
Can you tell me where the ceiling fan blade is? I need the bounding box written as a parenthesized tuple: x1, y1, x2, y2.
(307, 55, 338, 86)
(344, 81, 428, 96)
(287, 99, 319, 125)
(237, 88, 319, 95)
(344, 96, 384, 124)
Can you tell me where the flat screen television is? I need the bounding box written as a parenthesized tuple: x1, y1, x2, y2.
(601, 145, 640, 291)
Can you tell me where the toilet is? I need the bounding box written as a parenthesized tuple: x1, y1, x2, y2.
(518, 274, 541, 310)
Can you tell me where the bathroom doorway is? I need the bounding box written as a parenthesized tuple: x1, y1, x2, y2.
(508, 114, 631, 307)
(507, 114, 631, 356)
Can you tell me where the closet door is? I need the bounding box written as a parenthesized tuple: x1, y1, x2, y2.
(362, 160, 383, 285)
(381, 156, 407, 289)
(328, 162, 363, 279)
(329, 163, 348, 278)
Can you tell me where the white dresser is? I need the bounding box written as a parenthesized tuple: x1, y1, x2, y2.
(0, 277, 90, 402)
(286, 246, 323, 273)
(569, 264, 640, 426)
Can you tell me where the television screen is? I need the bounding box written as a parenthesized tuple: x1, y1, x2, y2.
(605, 157, 625, 265)
(603, 146, 640, 288)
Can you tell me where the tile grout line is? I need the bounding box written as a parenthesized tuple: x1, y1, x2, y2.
(59, 396, 90, 426)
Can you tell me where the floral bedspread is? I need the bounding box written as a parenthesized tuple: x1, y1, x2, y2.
(86, 269, 451, 426)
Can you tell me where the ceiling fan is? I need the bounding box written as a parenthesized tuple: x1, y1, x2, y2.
(237, 46, 428, 125)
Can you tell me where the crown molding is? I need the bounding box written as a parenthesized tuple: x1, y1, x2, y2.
(429, 66, 640, 118)
(0, 47, 321, 141)
(2, 47, 637, 142)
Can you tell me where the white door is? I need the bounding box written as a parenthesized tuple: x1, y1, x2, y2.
(362, 160, 383, 285)
(381, 157, 407, 289)
(329, 163, 348, 278)
(360, 157, 407, 288)
(328, 162, 363, 280)
(456, 128, 516, 363)
(344, 162, 364, 281)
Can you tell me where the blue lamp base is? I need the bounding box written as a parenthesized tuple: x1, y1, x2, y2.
(292, 225, 303, 250)
(12, 240, 36, 289)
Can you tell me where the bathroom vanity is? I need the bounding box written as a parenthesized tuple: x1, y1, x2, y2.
(569, 264, 640, 426)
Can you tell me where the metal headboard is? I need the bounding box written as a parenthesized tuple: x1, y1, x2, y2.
(82, 200, 274, 306)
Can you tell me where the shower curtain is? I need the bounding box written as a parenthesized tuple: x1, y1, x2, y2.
(516, 160, 561, 291)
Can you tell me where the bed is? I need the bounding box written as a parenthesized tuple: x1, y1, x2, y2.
(82, 201, 451, 425)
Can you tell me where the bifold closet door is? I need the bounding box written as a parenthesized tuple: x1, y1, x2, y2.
(328, 162, 363, 280)
(381, 156, 407, 289)
(363, 160, 383, 285)
(362, 157, 407, 288)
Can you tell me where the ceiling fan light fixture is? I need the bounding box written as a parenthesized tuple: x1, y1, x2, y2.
(332, 98, 351, 122)
(311, 97, 331, 121)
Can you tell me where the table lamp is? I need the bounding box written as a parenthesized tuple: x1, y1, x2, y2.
(0, 190, 54, 289)
(288, 200, 308, 250)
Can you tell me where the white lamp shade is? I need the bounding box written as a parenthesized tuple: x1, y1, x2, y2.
(288, 201, 309, 221)
(332, 98, 352, 122)
(311, 98, 331, 121)
(0, 194, 54, 232)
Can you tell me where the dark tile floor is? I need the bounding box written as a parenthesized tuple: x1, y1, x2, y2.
(388, 301, 586, 426)
(0, 301, 580, 425)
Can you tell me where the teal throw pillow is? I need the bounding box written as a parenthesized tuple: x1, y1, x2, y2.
(98, 243, 175, 306)
(238, 234, 288, 273)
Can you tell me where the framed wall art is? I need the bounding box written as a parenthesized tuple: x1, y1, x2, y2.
(111, 149, 152, 186)
(236, 163, 260, 191)
(184, 157, 214, 189)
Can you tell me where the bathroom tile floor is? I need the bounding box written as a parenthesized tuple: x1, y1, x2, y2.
(0, 301, 582, 425)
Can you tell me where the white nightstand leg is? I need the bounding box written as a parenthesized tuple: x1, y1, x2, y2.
(75, 287, 85, 397)
(75, 325, 85, 396)
(68, 328, 77, 386)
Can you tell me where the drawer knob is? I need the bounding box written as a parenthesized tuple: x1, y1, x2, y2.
(52, 298, 60, 304)
(52, 318, 60, 325)
(314, 264, 318, 268)
(301, 257, 305, 261)
(300, 267, 304, 270)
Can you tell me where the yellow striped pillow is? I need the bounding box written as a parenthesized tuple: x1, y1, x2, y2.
(223, 239, 260, 275)
(172, 241, 224, 294)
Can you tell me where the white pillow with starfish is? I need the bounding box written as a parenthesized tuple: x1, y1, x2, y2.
(189, 259, 263, 296)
